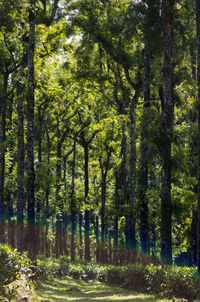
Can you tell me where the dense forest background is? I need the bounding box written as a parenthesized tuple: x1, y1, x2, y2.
(0, 0, 199, 268)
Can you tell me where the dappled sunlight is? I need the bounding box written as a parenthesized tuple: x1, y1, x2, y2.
(37, 277, 170, 302)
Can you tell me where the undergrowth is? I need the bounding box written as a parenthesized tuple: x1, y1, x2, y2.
(0, 245, 198, 302)
(37, 255, 199, 301)
(0, 244, 35, 300)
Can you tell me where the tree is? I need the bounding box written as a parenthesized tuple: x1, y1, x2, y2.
(160, 0, 174, 264)
(196, 0, 200, 273)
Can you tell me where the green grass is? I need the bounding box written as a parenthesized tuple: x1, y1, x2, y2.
(36, 277, 171, 302)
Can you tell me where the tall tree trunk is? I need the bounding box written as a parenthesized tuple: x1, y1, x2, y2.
(126, 100, 137, 255)
(79, 212, 83, 260)
(120, 124, 129, 253)
(160, 0, 174, 264)
(99, 149, 111, 262)
(196, 0, 200, 274)
(27, 1, 36, 260)
(36, 107, 43, 217)
(44, 119, 50, 219)
(0, 72, 8, 218)
(126, 83, 141, 258)
(27, 2, 36, 223)
(16, 70, 25, 252)
(140, 42, 150, 254)
(0, 71, 8, 243)
(113, 171, 120, 264)
(71, 140, 76, 261)
(56, 141, 62, 257)
(95, 215, 100, 262)
(17, 78, 25, 224)
(149, 160, 157, 257)
(84, 143, 90, 261)
(100, 173, 106, 261)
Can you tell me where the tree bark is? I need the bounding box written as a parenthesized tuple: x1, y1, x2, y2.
(84, 143, 90, 261)
(0, 71, 8, 243)
(27, 2, 36, 224)
(79, 212, 83, 260)
(99, 149, 111, 262)
(26, 1, 36, 261)
(140, 42, 150, 254)
(17, 72, 25, 224)
(0, 72, 8, 220)
(56, 140, 62, 257)
(196, 0, 200, 273)
(71, 140, 76, 261)
(16, 69, 25, 252)
(126, 100, 137, 253)
(44, 119, 50, 219)
(161, 0, 174, 264)
(113, 171, 120, 264)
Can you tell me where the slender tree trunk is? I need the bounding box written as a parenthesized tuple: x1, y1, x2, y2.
(113, 172, 120, 264)
(190, 210, 197, 265)
(27, 1, 36, 260)
(100, 150, 111, 262)
(84, 143, 90, 261)
(126, 82, 141, 258)
(79, 212, 83, 260)
(45, 119, 50, 219)
(126, 100, 137, 255)
(140, 42, 150, 254)
(62, 212, 68, 256)
(38, 108, 42, 164)
(17, 79, 25, 224)
(100, 174, 106, 261)
(56, 141, 62, 257)
(0, 71, 8, 243)
(95, 216, 100, 262)
(150, 161, 157, 257)
(27, 2, 36, 223)
(196, 0, 200, 274)
(17, 70, 25, 252)
(120, 124, 129, 254)
(160, 0, 174, 264)
(71, 140, 76, 261)
(36, 108, 43, 217)
(0, 72, 8, 218)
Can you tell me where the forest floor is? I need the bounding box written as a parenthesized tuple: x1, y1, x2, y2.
(36, 276, 171, 302)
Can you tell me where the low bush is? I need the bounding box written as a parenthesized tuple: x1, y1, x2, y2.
(161, 266, 198, 300)
(146, 264, 166, 293)
(124, 264, 148, 291)
(0, 244, 34, 299)
(36, 255, 199, 301)
(106, 265, 126, 286)
(37, 255, 60, 276)
(68, 263, 85, 279)
(0, 245, 33, 288)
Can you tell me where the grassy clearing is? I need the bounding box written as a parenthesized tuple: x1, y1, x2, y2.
(36, 276, 171, 302)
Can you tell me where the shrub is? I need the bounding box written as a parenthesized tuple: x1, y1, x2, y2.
(36, 255, 200, 301)
(146, 264, 198, 300)
(59, 255, 70, 275)
(37, 255, 60, 277)
(124, 264, 148, 291)
(0, 244, 33, 295)
(106, 265, 126, 286)
(146, 265, 166, 293)
(68, 263, 85, 279)
(162, 266, 198, 300)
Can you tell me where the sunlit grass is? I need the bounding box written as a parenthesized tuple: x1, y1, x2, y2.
(37, 276, 170, 302)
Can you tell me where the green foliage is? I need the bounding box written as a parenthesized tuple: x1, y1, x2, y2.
(36, 256, 199, 300)
(0, 244, 33, 295)
(37, 255, 61, 277)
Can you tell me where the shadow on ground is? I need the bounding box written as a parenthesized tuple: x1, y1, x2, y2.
(36, 277, 170, 302)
